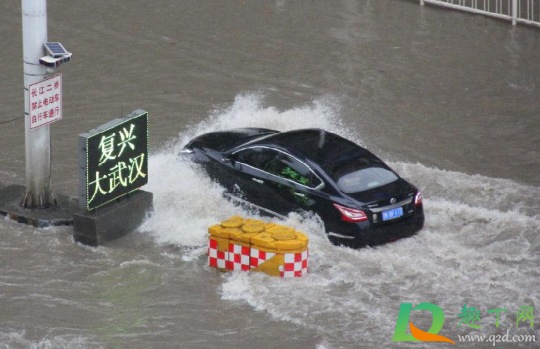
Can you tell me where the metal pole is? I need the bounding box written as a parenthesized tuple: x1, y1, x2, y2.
(512, 0, 518, 24)
(21, 0, 53, 208)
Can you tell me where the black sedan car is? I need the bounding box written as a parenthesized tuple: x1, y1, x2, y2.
(180, 128, 424, 248)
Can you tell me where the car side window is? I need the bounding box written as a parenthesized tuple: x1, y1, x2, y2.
(233, 147, 279, 170)
(234, 147, 322, 188)
(272, 154, 322, 188)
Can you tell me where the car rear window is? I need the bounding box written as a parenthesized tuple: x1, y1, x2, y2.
(329, 155, 398, 193)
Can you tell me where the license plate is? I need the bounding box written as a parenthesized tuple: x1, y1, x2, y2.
(382, 207, 403, 221)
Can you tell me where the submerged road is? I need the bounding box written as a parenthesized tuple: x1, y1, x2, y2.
(0, 0, 539, 348)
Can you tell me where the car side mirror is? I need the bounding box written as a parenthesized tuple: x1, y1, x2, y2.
(222, 156, 231, 163)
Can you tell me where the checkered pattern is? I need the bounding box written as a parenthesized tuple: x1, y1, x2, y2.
(228, 243, 251, 271)
(279, 249, 308, 278)
(208, 237, 309, 278)
(250, 248, 275, 268)
(208, 238, 227, 269)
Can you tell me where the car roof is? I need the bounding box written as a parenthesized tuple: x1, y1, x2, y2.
(250, 129, 367, 166)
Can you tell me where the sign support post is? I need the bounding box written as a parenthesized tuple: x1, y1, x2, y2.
(21, 0, 54, 208)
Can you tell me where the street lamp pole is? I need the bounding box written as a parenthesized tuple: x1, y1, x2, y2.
(21, 0, 54, 208)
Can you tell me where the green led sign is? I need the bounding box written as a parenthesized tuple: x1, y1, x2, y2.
(79, 110, 149, 211)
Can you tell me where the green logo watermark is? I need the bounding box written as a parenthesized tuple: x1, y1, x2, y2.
(393, 303, 535, 345)
(393, 302, 455, 344)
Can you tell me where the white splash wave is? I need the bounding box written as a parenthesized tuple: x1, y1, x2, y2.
(141, 93, 540, 348)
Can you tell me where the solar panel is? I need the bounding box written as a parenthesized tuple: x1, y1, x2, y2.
(44, 42, 69, 57)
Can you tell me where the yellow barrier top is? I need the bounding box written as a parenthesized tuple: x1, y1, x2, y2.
(208, 225, 236, 239)
(221, 219, 243, 229)
(209, 217, 308, 253)
(251, 224, 308, 253)
(229, 221, 265, 244)
(208, 217, 245, 239)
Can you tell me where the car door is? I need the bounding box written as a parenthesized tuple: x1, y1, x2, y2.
(196, 149, 249, 195)
(229, 147, 280, 209)
(258, 151, 325, 216)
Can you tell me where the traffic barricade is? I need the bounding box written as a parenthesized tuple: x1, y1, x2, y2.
(207, 216, 243, 271)
(207, 217, 309, 278)
(225, 220, 261, 270)
(250, 224, 309, 278)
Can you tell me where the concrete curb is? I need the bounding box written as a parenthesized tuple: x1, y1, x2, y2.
(0, 184, 75, 227)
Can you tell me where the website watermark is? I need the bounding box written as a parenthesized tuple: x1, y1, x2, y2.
(392, 302, 536, 346)
(457, 329, 536, 346)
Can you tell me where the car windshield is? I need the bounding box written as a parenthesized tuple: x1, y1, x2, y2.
(329, 155, 398, 193)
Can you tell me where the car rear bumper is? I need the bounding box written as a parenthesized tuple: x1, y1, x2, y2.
(328, 205, 425, 248)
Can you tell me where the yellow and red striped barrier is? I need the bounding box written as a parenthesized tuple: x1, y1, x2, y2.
(208, 216, 309, 278)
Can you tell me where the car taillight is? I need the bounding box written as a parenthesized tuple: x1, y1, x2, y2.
(414, 191, 423, 206)
(333, 203, 368, 222)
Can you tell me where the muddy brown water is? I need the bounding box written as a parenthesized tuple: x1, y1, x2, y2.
(0, 0, 539, 348)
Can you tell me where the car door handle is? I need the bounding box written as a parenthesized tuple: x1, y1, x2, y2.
(293, 192, 306, 197)
(252, 178, 264, 184)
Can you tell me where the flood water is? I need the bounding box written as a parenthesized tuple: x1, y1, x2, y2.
(0, 0, 539, 348)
